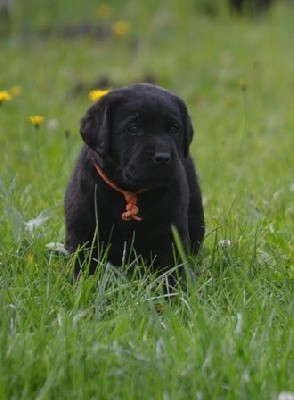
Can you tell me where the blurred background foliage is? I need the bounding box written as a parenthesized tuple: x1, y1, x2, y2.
(0, 0, 293, 214)
(0, 0, 288, 37)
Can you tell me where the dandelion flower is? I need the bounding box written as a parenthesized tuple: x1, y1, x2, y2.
(9, 86, 22, 97)
(155, 303, 164, 313)
(27, 252, 34, 263)
(97, 4, 111, 19)
(89, 90, 109, 102)
(238, 79, 247, 91)
(112, 21, 130, 37)
(29, 115, 45, 127)
(0, 90, 12, 105)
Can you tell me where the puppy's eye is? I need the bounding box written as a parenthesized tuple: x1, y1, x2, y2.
(169, 125, 180, 136)
(128, 123, 140, 135)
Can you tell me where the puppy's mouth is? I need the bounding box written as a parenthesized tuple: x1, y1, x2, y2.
(122, 171, 140, 188)
(122, 166, 174, 190)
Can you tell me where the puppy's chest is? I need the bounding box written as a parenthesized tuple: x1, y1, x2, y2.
(95, 184, 186, 226)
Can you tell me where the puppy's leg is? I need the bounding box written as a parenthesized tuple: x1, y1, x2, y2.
(152, 230, 188, 293)
(64, 201, 98, 278)
(65, 233, 98, 279)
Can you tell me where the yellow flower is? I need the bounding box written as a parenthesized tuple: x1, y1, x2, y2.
(29, 115, 45, 127)
(89, 90, 109, 102)
(0, 90, 12, 105)
(155, 303, 164, 313)
(239, 79, 247, 92)
(9, 86, 22, 97)
(112, 21, 130, 37)
(97, 4, 111, 19)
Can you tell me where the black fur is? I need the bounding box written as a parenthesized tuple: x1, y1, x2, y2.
(64, 83, 204, 281)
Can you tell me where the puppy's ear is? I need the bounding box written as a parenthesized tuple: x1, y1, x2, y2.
(179, 98, 194, 158)
(80, 96, 110, 158)
(183, 114, 194, 158)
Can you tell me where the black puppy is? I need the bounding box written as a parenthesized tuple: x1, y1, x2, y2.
(64, 83, 204, 281)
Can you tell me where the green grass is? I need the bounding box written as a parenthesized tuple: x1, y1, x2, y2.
(0, 1, 293, 398)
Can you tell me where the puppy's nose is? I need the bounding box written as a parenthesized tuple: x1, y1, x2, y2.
(153, 151, 171, 164)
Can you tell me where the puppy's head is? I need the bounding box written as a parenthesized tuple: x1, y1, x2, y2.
(80, 83, 194, 189)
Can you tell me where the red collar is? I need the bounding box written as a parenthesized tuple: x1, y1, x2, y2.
(93, 164, 148, 222)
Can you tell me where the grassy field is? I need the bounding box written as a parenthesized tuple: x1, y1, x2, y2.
(0, 1, 293, 398)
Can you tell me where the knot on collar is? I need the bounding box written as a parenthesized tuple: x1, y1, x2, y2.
(93, 163, 147, 222)
(122, 192, 141, 221)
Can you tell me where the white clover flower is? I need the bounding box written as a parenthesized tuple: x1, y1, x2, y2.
(218, 239, 231, 248)
(278, 392, 294, 400)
